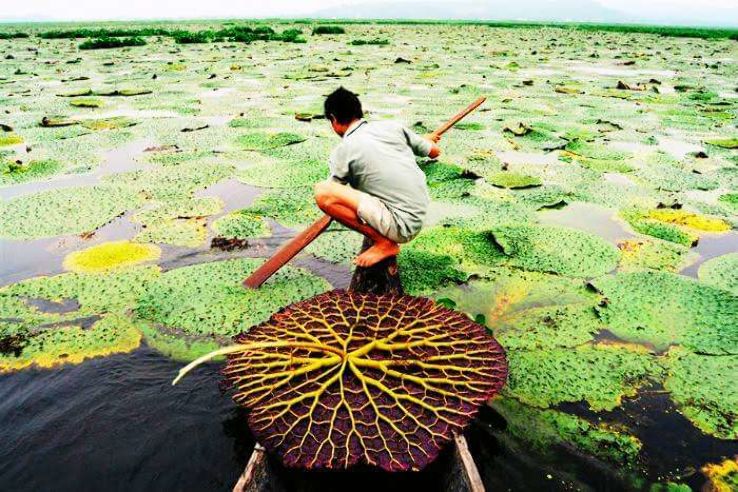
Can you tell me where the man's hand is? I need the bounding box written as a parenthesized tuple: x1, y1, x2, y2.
(424, 133, 441, 143)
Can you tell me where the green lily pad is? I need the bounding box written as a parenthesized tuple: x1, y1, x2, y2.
(592, 271, 738, 354)
(705, 138, 738, 149)
(237, 132, 307, 151)
(212, 210, 271, 239)
(491, 397, 642, 467)
(491, 224, 620, 278)
(70, 98, 104, 108)
(0, 314, 141, 373)
(506, 342, 661, 411)
(664, 347, 738, 439)
(398, 249, 469, 295)
(698, 253, 738, 295)
(135, 258, 330, 338)
(618, 239, 695, 272)
(0, 185, 144, 239)
(0, 159, 61, 185)
(488, 172, 542, 189)
(246, 186, 322, 228)
(435, 271, 601, 351)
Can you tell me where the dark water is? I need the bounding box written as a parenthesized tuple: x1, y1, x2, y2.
(0, 347, 251, 492)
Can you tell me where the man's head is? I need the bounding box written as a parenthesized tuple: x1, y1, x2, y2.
(324, 86, 363, 136)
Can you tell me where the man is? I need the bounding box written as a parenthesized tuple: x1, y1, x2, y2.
(314, 87, 442, 267)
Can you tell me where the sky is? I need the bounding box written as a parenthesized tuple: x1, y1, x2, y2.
(0, 0, 736, 24)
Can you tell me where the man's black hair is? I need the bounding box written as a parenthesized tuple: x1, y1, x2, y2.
(324, 87, 363, 124)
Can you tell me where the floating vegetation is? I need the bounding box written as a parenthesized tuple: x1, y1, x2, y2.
(664, 347, 738, 439)
(505, 342, 659, 411)
(174, 290, 508, 471)
(399, 249, 469, 295)
(0, 314, 141, 373)
(705, 138, 738, 149)
(70, 98, 104, 108)
(491, 224, 620, 277)
(350, 38, 390, 46)
(211, 210, 271, 239)
(488, 172, 542, 189)
(0, 133, 23, 146)
(617, 239, 694, 272)
(592, 272, 738, 355)
(436, 270, 601, 350)
(698, 253, 738, 295)
(701, 457, 738, 492)
(237, 132, 307, 151)
(63, 241, 161, 273)
(620, 208, 730, 247)
(0, 185, 143, 239)
(246, 186, 322, 228)
(0, 159, 61, 185)
(491, 397, 642, 467)
(136, 259, 330, 338)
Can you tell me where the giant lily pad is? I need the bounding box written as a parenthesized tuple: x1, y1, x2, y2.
(436, 270, 602, 351)
(491, 224, 620, 278)
(136, 258, 330, 338)
(0, 314, 141, 373)
(592, 272, 738, 354)
(505, 342, 660, 411)
(491, 397, 642, 467)
(0, 185, 144, 239)
(175, 290, 508, 471)
(664, 347, 738, 439)
(63, 241, 161, 273)
(698, 253, 738, 295)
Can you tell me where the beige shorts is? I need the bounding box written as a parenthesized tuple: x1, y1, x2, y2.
(356, 192, 409, 243)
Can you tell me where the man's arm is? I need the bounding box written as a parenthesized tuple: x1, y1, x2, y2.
(423, 133, 442, 159)
(403, 126, 442, 159)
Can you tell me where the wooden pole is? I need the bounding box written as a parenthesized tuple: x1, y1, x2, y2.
(243, 97, 487, 289)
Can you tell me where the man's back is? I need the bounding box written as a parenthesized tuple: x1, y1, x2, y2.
(329, 120, 432, 242)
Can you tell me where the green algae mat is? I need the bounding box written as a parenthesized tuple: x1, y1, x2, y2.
(1, 19, 737, 490)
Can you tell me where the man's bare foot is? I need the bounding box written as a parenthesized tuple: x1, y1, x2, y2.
(354, 239, 400, 267)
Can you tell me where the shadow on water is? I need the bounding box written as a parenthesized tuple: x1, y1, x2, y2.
(0, 346, 252, 492)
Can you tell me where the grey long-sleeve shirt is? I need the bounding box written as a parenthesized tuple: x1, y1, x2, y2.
(328, 119, 432, 242)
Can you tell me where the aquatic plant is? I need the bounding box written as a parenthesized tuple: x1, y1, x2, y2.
(212, 210, 271, 240)
(246, 186, 322, 228)
(490, 224, 620, 278)
(620, 209, 730, 247)
(701, 457, 738, 492)
(0, 133, 23, 146)
(70, 98, 104, 108)
(698, 253, 738, 295)
(592, 271, 738, 355)
(0, 185, 144, 239)
(237, 132, 307, 151)
(0, 314, 141, 373)
(491, 397, 642, 467)
(617, 239, 694, 273)
(136, 259, 330, 338)
(664, 347, 738, 439)
(0, 159, 61, 185)
(350, 38, 390, 46)
(487, 172, 542, 189)
(705, 138, 738, 149)
(63, 241, 161, 273)
(173, 289, 508, 471)
(436, 271, 601, 351)
(398, 249, 469, 295)
(506, 342, 659, 411)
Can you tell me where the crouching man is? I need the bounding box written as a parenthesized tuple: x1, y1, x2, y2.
(314, 87, 441, 267)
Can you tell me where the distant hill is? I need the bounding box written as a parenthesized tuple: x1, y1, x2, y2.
(308, 0, 738, 27)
